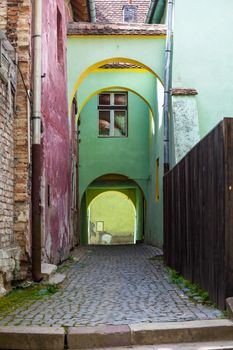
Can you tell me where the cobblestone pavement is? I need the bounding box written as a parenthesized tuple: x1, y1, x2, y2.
(0, 245, 222, 327)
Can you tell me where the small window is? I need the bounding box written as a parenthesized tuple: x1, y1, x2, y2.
(98, 92, 128, 138)
(57, 7, 63, 63)
(123, 5, 138, 23)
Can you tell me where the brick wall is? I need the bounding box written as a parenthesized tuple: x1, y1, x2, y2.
(0, 31, 20, 295)
(0, 0, 32, 280)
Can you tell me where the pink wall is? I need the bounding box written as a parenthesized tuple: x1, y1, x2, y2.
(41, 0, 76, 263)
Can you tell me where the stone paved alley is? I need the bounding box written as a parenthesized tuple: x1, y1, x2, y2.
(0, 245, 222, 327)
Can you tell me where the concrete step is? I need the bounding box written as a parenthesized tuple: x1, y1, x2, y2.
(0, 326, 65, 349)
(81, 341, 233, 349)
(1, 320, 233, 349)
(67, 320, 233, 349)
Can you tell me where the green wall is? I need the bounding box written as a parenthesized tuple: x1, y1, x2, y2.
(172, 0, 233, 138)
(78, 70, 165, 247)
(79, 91, 150, 198)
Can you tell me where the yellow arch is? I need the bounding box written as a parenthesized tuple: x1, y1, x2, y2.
(88, 189, 136, 210)
(69, 57, 164, 113)
(77, 86, 155, 122)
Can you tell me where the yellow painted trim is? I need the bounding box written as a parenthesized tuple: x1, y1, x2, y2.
(94, 68, 149, 73)
(68, 35, 166, 39)
(69, 57, 163, 114)
(77, 86, 154, 122)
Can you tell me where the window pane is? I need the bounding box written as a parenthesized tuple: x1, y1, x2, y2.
(99, 94, 110, 105)
(114, 93, 127, 106)
(114, 111, 127, 136)
(99, 111, 110, 136)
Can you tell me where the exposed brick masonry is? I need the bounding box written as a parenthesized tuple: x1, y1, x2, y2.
(0, 0, 32, 280)
(0, 32, 20, 294)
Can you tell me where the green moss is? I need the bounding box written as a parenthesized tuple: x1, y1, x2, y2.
(168, 268, 213, 306)
(56, 255, 77, 273)
(148, 255, 164, 261)
(0, 284, 60, 317)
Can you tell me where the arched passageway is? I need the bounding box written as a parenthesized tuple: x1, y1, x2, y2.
(80, 175, 145, 245)
(88, 190, 136, 245)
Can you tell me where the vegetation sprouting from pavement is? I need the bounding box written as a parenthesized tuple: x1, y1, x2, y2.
(0, 284, 60, 317)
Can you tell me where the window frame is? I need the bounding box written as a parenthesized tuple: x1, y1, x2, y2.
(98, 92, 128, 138)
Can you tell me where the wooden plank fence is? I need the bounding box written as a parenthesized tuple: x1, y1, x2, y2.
(164, 118, 233, 309)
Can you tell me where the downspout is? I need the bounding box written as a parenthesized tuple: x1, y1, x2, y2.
(145, 0, 157, 23)
(146, 0, 165, 24)
(31, 0, 42, 282)
(163, 0, 174, 173)
(87, 0, 96, 22)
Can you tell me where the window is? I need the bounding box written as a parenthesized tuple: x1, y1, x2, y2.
(57, 7, 63, 63)
(122, 5, 138, 23)
(98, 92, 128, 137)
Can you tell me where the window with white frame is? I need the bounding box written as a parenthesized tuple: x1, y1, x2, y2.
(98, 92, 128, 137)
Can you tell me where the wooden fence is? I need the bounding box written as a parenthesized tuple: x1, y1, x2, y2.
(164, 118, 233, 309)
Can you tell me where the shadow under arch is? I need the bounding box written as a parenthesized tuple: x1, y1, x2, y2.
(77, 86, 155, 122)
(80, 174, 146, 245)
(69, 56, 164, 112)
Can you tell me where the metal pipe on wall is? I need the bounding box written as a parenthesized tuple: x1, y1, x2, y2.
(31, 0, 42, 282)
(145, 0, 157, 23)
(163, 0, 174, 173)
(87, 0, 96, 22)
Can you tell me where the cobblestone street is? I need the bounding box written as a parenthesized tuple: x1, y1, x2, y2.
(0, 245, 222, 327)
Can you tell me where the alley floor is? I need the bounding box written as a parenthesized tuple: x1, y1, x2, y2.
(0, 245, 222, 327)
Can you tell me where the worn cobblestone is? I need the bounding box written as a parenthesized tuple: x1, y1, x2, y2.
(0, 245, 223, 326)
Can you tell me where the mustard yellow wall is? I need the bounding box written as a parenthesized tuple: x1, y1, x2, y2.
(89, 191, 135, 244)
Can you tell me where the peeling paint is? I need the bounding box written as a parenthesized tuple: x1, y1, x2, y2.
(172, 95, 200, 163)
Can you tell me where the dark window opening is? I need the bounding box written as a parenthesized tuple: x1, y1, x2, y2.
(123, 5, 138, 23)
(57, 7, 63, 63)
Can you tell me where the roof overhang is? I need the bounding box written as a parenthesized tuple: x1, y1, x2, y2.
(68, 22, 167, 36)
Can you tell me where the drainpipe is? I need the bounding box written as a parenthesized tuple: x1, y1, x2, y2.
(146, 0, 166, 24)
(163, 0, 174, 173)
(145, 0, 157, 23)
(87, 0, 96, 22)
(31, 0, 42, 282)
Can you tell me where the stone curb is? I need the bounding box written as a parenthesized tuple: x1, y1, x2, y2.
(0, 326, 65, 350)
(130, 319, 233, 346)
(67, 325, 131, 349)
(67, 319, 233, 349)
(1, 320, 233, 349)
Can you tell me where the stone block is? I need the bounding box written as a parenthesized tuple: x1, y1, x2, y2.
(0, 326, 65, 349)
(67, 325, 131, 349)
(130, 319, 233, 345)
(226, 297, 233, 319)
(41, 263, 57, 278)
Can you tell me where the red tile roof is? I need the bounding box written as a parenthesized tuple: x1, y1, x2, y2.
(68, 22, 166, 36)
(95, 0, 151, 23)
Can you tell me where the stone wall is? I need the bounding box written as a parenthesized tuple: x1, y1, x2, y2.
(0, 0, 32, 280)
(0, 31, 20, 294)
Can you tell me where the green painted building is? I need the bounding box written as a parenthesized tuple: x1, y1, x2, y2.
(67, 0, 233, 247)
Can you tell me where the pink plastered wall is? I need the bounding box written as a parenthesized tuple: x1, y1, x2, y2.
(41, 0, 76, 263)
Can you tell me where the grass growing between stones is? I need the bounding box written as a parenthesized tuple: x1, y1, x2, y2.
(56, 255, 77, 273)
(168, 269, 212, 306)
(0, 284, 59, 317)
